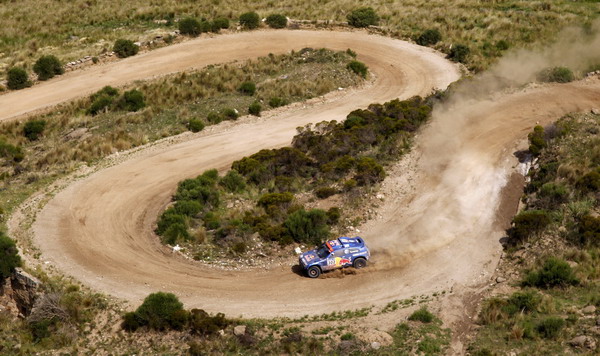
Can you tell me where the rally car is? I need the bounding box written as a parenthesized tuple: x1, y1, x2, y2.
(298, 237, 370, 278)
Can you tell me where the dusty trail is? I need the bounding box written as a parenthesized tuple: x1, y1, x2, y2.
(15, 29, 600, 318)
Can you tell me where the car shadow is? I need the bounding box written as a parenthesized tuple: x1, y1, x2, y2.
(290, 264, 305, 277)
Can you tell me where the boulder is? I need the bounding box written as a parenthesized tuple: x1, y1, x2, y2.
(496, 276, 507, 283)
(370, 342, 381, 350)
(570, 335, 596, 350)
(582, 305, 597, 314)
(233, 325, 246, 336)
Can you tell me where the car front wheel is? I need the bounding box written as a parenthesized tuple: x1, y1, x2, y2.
(353, 258, 367, 269)
(307, 266, 321, 278)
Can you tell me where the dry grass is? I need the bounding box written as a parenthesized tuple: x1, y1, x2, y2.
(0, 0, 598, 76)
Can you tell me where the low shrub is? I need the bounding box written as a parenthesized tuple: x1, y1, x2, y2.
(266, 14, 287, 29)
(238, 81, 256, 95)
(223, 108, 239, 120)
(416, 29, 441, 46)
(347, 60, 368, 78)
(408, 307, 434, 323)
(7, 67, 31, 90)
(528, 125, 546, 156)
(284, 208, 330, 245)
(207, 112, 223, 124)
(156, 210, 187, 235)
(188, 118, 205, 132)
(179, 17, 202, 36)
(0, 232, 22, 279)
(347, 7, 379, 28)
(248, 101, 262, 116)
(113, 39, 139, 58)
(508, 209, 551, 243)
(88, 95, 114, 115)
(33, 55, 64, 81)
(576, 169, 600, 193)
(212, 17, 230, 32)
(269, 96, 287, 108)
(522, 257, 578, 288)
(0, 139, 24, 162)
(538, 182, 568, 207)
(219, 170, 246, 193)
(173, 200, 203, 216)
(23, 119, 47, 141)
(117, 89, 145, 112)
(504, 290, 541, 315)
(537, 67, 574, 83)
(354, 157, 385, 185)
(240, 12, 260, 29)
(189, 309, 228, 336)
(578, 214, 600, 246)
(162, 222, 190, 244)
(536, 317, 565, 339)
(315, 187, 337, 199)
(326, 207, 341, 224)
(126, 292, 187, 331)
(448, 44, 470, 63)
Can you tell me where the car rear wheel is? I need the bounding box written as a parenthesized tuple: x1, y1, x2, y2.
(353, 258, 367, 269)
(307, 266, 321, 278)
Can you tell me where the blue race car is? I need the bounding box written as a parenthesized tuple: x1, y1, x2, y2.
(299, 237, 370, 278)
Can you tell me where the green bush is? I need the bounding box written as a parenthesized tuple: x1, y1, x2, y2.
(122, 311, 142, 331)
(203, 212, 221, 230)
(88, 95, 114, 115)
(576, 169, 600, 193)
(269, 97, 288, 108)
(91, 85, 119, 100)
(113, 39, 139, 58)
(211, 17, 230, 32)
(536, 317, 565, 339)
(408, 307, 434, 323)
(156, 209, 187, 235)
(416, 29, 441, 46)
(7, 67, 31, 90)
(179, 17, 202, 36)
(117, 89, 145, 112)
(219, 170, 246, 192)
(33, 55, 64, 81)
(284, 208, 330, 245)
(508, 209, 551, 243)
(248, 101, 262, 116)
(347, 7, 379, 28)
(130, 292, 187, 331)
(448, 44, 470, 63)
(258, 192, 294, 209)
(528, 125, 546, 156)
(538, 182, 568, 207)
(0, 139, 24, 162)
(347, 60, 368, 78)
(207, 112, 223, 124)
(23, 120, 47, 141)
(354, 157, 385, 185)
(578, 214, 600, 246)
(266, 14, 287, 29)
(240, 12, 260, 29)
(222, 108, 239, 120)
(537, 67, 574, 83)
(162, 222, 190, 244)
(315, 187, 337, 199)
(326, 207, 341, 224)
(504, 290, 541, 315)
(173, 200, 203, 216)
(523, 257, 578, 288)
(188, 118, 205, 133)
(238, 81, 256, 95)
(496, 40, 509, 51)
(189, 309, 228, 336)
(0, 232, 22, 279)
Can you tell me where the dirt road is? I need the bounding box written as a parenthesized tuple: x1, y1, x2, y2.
(18, 30, 600, 318)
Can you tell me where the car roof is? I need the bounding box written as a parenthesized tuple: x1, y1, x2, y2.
(325, 237, 364, 251)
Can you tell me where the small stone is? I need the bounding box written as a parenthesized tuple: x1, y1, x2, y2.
(583, 305, 597, 314)
(218, 329, 225, 337)
(496, 276, 506, 283)
(370, 342, 381, 350)
(234, 325, 246, 336)
(570, 335, 596, 350)
(567, 261, 579, 269)
(591, 108, 600, 115)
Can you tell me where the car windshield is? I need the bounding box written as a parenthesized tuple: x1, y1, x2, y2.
(316, 245, 330, 259)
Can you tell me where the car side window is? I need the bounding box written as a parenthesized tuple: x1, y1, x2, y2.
(333, 249, 345, 257)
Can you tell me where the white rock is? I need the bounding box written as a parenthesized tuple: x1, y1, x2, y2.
(234, 325, 246, 335)
(370, 342, 381, 350)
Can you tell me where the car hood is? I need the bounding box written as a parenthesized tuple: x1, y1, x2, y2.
(300, 250, 320, 266)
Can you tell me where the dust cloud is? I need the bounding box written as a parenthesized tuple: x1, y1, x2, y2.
(367, 21, 600, 270)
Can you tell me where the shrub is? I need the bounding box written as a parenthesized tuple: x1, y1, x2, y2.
(239, 12, 260, 29)
(219, 170, 247, 192)
(523, 257, 578, 288)
(448, 44, 470, 63)
(238, 81, 256, 95)
(496, 40, 509, 51)
(207, 112, 223, 124)
(508, 210, 551, 243)
(354, 157, 385, 185)
(538, 182, 568, 207)
(537, 67, 574, 83)
(7, 67, 31, 90)
(129, 292, 186, 331)
(416, 29, 441, 46)
(505, 290, 541, 315)
(347, 7, 379, 28)
(326, 207, 341, 224)
(122, 311, 141, 331)
(284, 208, 330, 245)
(23, 120, 47, 141)
(408, 307, 434, 323)
(189, 309, 228, 336)
(33, 55, 64, 81)
(203, 212, 221, 230)
(113, 39, 139, 58)
(0, 232, 21, 279)
(0, 139, 24, 162)
(266, 14, 287, 29)
(179, 17, 202, 36)
(91, 85, 119, 100)
(118, 89, 145, 112)
(222, 108, 239, 120)
(156, 210, 187, 235)
(347, 60, 368, 78)
(578, 214, 600, 246)
(188, 118, 205, 133)
(536, 317, 565, 339)
(576, 169, 600, 193)
(315, 187, 337, 199)
(528, 125, 546, 156)
(248, 101, 262, 116)
(212, 17, 230, 32)
(269, 97, 287, 108)
(258, 192, 294, 209)
(88, 95, 114, 115)
(162, 222, 190, 244)
(173, 200, 203, 216)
